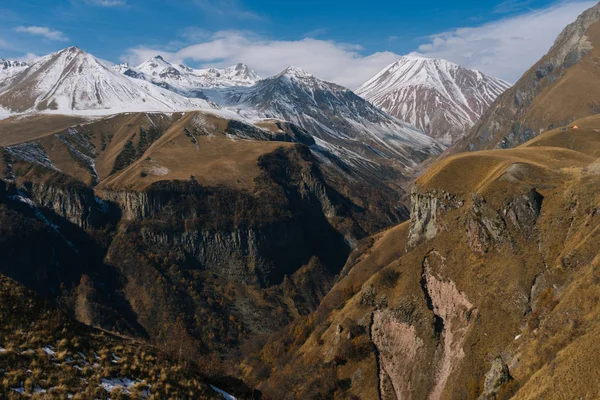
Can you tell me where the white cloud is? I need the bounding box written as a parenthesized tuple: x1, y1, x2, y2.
(85, 0, 126, 6)
(16, 52, 39, 63)
(121, 31, 400, 89)
(415, 0, 596, 82)
(14, 26, 69, 42)
(120, 1, 595, 88)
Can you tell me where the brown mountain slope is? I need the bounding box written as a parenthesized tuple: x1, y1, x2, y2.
(244, 116, 600, 399)
(451, 2, 600, 153)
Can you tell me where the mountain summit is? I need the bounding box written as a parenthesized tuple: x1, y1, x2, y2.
(357, 56, 510, 145)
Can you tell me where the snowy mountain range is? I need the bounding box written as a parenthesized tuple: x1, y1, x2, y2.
(356, 56, 511, 145)
(216, 66, 443, 169)
(0, 47, 215, 115)
(115, 56, 261, 98)
(0, 47, 449, 174)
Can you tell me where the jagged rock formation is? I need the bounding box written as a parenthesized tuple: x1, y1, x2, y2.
(452, 2, 600, 152)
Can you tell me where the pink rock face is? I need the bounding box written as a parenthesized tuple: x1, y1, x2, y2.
(423, 263, 474, 400)
(371, 253, 475, 400)
(371, 310, 423, 400)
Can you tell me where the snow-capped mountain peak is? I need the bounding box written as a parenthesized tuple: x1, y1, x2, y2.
(279, 66, 312, 79)
(357, 56, 511, 145)
(219, 63, 443, 172)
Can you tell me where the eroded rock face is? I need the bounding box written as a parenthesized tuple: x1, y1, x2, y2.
(371, 310, 424, 400)
(467, 189, 543, 254)
(422, 253, 475, 400)
(503, 188, 543, 232)
(467, 193, 510, 254)
(26, 181, 106, 229)
(408, 189, 463, 248)
(138, 222, 310, 286)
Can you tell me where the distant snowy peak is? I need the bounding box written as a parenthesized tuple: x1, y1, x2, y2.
(0, 46, 214, 115)
(0, 59, 30, 89)
(357, 56, 511, 145)
(1, 59, 29, 70)
(278, 66, 312, 79)
(126, 55, 261, 92)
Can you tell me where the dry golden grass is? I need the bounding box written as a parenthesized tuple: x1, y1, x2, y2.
(0, 114, 87, 147)
(99, 131, 293, 191)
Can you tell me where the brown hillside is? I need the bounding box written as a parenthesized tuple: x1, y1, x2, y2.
(245, 115, 600, 399)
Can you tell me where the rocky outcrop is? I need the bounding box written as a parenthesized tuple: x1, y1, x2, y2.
(468, 189, 543, 254)
(467, 194, 510, 254)
(480, 357, 512, 399)
(25, 181, 107, 229)
(503, 188, 543, 232)
(98, 189, 163, 220)
(138, 222, 310, 286)
(408, 188, 463, 248)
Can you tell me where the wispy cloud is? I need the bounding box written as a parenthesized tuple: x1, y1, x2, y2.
(494, 0, 534, 14)
(121, 31, 399, 89)
(303, 28, 328, 38)
(14, 26, 69, 42)
(85, 0, 126, 6)
(415, 0, 596, 82)
(193, 0, 263, 20)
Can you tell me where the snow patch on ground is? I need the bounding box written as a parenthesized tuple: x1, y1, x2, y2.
(100, 377, 138, 393)
(148, 165, 169, 176)
(210, 385, 237, 400)
(5, 142, 58, 171)
(43, 346, 56, 356)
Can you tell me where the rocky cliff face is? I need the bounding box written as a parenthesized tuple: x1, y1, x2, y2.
(407, 188, 463, 248)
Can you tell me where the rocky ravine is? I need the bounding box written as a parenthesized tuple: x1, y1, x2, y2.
(248, 123, 600, 399)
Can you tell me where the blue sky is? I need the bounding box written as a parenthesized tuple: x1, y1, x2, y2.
(0, 0, 596, 87)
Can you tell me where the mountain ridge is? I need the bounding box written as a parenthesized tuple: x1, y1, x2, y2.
(451, 2, 600, 153)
